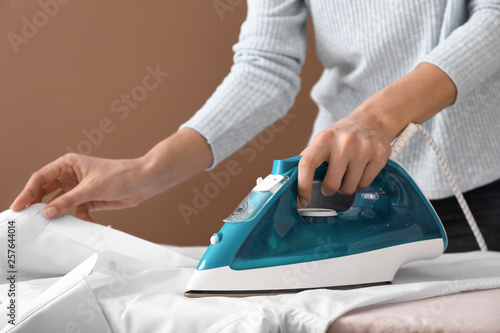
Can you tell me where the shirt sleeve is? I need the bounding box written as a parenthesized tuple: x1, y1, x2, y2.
(179, 0, 308, 168)
(421, 0, 500, 103)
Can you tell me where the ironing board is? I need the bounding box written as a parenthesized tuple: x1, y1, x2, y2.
(328, 288, 500, 333)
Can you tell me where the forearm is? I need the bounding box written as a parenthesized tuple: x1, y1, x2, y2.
(352, 62, 457, 140)
(180, 0, 307, 167)
(138, 128, 213, 195)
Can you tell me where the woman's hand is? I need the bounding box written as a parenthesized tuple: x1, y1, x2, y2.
(297, 112, 392, 207)
(10, 154, 160, 221)
(297, 63, 457, 207)
(10, 128, 213, 221)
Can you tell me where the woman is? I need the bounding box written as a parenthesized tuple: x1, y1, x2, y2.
(11, 0, 500, 251)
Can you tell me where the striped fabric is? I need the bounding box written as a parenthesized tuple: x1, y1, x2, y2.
(180, 0, 500, 199)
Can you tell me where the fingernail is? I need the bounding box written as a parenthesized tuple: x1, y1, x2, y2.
(44, 206, 57, 219)
(300, 198, 308, 207)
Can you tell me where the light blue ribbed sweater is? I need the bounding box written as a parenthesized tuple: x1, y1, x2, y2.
(181, 0, 500, 199)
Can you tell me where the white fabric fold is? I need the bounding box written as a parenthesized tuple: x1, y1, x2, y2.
(1, 204, 499, 332)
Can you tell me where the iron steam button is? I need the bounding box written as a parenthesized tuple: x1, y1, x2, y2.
(253, 174, 285, 192)
(210, 232, 222, 245)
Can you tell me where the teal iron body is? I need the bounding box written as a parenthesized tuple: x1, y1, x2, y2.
(185, 156, 447, 297)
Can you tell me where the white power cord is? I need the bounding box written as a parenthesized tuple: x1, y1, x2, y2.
(390, 123, 488, 252)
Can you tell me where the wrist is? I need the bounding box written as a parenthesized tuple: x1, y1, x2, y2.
(135, 151, 169, 196)
(351, 92, 408, 142)
(352, 62, 457, 141)
(137, 128, 213, 194)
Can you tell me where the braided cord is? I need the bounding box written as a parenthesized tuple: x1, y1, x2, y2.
(391, 123, 488, 251)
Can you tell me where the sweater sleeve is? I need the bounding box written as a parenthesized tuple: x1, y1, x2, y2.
(421, 0, 500, 103)
(179, 0, 308, 168)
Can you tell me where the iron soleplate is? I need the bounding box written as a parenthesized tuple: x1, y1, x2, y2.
(184, 281, 390, 298)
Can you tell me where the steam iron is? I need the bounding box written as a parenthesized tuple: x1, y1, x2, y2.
(185, 156, 447, 297)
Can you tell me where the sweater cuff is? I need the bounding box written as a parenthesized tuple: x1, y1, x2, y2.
(420, 9, 500, 103)
(178, 122, 219, 171)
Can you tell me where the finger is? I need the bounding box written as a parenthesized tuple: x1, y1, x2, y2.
(47, 189, 64, 204)
(91, 200, 136, 211)
(59, 178, 79, 193)
(298, 146, 328, 207)
(357, 146, 391, 190)
(313, 129, 352, 197)
(321, 154, 348, 197)
(11, 185, 38, 211)
(43, 184, 91, 219)
(74, 199, 139, 222)
(41, 179, 63, 198)
(27, 188, 45, 207)
(10, 159, 66, 211)
(45, 179, 79, 204)
(75, 204, 95, 222)
(28, 180, 63, 206)
(358, 160, 387, 190)
(338, 160, 367, 195)
(336, 144, 372, 195)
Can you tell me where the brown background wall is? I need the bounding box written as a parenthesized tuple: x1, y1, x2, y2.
(0, 0, 322, 246)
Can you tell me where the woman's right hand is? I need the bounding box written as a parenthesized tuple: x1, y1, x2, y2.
(10, 128, 214, 222)
(9, 153, 160, 221)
